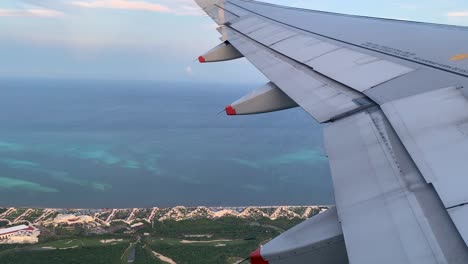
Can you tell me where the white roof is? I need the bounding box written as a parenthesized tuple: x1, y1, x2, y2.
(0, 225, 30, 235)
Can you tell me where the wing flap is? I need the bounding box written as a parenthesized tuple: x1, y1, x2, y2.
(382, 86, 468, 206)
(381, 86, 468, 245)
(449, 206, 468, 248)
(324, 108, 468, 264)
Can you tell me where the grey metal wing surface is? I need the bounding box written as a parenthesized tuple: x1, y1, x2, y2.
(193, 0, 468, 263)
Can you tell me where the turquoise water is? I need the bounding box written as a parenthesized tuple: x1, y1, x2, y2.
(0, 79, 333, 208)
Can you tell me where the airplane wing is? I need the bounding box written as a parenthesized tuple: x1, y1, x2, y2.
(193, 1, 468, 263)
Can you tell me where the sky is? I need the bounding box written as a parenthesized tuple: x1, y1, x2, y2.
(0, 0, 468, 83)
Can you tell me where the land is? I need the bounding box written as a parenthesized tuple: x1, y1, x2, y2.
(0, 206, 329, 264)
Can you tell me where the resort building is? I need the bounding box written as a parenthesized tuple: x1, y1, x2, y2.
(0, 225, 38, 241)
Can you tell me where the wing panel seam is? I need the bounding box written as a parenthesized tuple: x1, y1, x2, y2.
(225, 26, 365, 99)
(226, 0, 468, 79)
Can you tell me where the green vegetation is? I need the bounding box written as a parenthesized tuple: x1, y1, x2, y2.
(120, 242, 135, 264)
(134, 244, 162, 264)
(114, 211, 130, 220)
(136, 217, 300, 264)
(5, 209, 27, 221)
(145, 217, 284, 239)
(148, 239, 257, 264)
(0, 244, 128, 264)
(135, 209, 151, 220)
(290, 207, 307, 215)
(24, 210, 45, 222)
(41, 238, 130, 249)
(0, 244, 21, 252)
(97, 212, 110, 221)
(0, 217, 303, 264)
(0, 236, 132, 264)
(256, 217, 304, 231)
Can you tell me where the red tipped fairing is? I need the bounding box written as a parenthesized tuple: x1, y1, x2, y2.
(250, 248, 269, 264)
(224, 83, 298, 116)
(197, 41, 243, 63)
(225, 105, 237, 115)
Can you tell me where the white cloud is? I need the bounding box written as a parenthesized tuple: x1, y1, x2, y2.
(448, 11, 468, 17)
(162, 0, 203, 15)
(71, 0, 171, 13)
(0, 8, 63, 17)
(69, 0, 202, 15)
(185, 66, 193, 76)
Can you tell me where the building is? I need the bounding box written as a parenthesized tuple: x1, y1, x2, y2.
(130, 222, 144, 229)
(0, 225, 36, 240)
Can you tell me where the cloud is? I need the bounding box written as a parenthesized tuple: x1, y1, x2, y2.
(448, 11, 468, 17)
(164, 0, 204, 15)
(185, 66, 193, 76)
(0, 8, 63, 17)
(71, 0, 171, 13)
(70, 0, 203, 15)
(16, 0, 203, 16)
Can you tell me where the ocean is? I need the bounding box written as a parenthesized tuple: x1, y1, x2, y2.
(0, 79, 333, 208)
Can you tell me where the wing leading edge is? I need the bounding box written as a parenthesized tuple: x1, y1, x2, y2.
(193, 0, 468, 263)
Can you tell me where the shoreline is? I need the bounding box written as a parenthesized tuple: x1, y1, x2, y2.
(0, 204, 334, 210)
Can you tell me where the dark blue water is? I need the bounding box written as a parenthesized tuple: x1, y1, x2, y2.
(0, 79, 333, 208)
